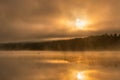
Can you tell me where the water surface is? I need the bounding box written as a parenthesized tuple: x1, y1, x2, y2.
(0, 51, 120, 80)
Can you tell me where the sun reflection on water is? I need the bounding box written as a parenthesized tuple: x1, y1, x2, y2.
(67, 70, 100, 80)
(76, 72, 85, 80)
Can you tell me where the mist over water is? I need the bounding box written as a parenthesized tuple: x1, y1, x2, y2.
(0, 51, 120, 80)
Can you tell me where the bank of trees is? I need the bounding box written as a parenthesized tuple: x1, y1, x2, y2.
(0, 34, 120, 51)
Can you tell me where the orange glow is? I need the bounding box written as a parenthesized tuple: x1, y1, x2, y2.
(75, 18, 88, 30)
(76, 72, 85, 80)
(58, 16, 96, 31)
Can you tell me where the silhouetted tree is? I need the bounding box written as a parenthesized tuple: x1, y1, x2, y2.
(0, 33, 120, 51)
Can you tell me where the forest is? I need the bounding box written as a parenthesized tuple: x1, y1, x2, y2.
(0, 34, 120, 51)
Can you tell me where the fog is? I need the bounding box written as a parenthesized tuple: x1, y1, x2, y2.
(0, 0, 120, 42)
(0, 51, 120, 80)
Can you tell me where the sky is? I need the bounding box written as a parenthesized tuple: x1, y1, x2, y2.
(0, 0, 120, 42)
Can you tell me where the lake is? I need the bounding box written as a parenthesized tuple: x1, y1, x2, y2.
(0, 51, 120, 80)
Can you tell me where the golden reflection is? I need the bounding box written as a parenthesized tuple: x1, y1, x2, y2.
(76, 72, 85, 80)
(68, 70, 100, 80)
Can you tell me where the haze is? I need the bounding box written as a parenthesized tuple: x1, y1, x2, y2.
(0, 0, 120, 42)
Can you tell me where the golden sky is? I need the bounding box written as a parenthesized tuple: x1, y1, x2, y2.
(0, 0, 120, 42)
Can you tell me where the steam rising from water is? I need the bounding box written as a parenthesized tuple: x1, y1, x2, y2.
(0, 51, 120, 80)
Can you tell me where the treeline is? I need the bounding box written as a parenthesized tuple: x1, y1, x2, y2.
(0, 34, 120, 51)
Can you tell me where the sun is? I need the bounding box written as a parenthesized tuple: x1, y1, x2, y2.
(59, 17, 92, 31)
(75, 18, 88, 30)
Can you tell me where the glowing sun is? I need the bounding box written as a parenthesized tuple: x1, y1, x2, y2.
(75, 18, 88, 30)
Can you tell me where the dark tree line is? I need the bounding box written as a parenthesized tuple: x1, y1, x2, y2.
(0, 34, 120, 51)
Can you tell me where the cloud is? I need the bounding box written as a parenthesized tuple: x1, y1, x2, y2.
(0, 0, 120, 42)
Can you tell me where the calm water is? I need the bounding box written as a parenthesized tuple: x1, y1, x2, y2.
(0, 51, 120, 80)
